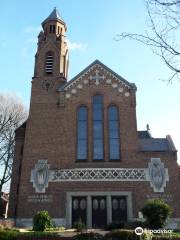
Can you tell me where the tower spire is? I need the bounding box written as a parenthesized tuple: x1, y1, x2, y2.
(42, 8, 66, 28)
(34, 8, 69, 80)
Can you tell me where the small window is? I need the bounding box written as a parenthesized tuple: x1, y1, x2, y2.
(45, 52, 54, 74)
(108, 105, 120, 160)
(77, 106, 88, 160)
(49, 25, 52, 33)
(58, 26, 60, 34)
(53, 25, 55, 33)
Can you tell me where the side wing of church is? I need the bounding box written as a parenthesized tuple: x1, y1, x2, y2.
(8, 8, 180, 228)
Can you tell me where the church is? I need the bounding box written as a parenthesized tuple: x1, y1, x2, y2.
(8, 8, 180, 229)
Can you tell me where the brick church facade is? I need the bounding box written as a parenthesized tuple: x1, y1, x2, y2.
(8, 8, 180, 228)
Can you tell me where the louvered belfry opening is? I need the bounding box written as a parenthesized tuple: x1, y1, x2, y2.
(45, 52, 54, 74)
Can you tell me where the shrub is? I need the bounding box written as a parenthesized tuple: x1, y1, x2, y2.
(105, 229, 139, 240)
(125, 220, 147, 229)
(33, 210, 53, 231)
(0, 230, 19, 240)
(106, 221, 125, 230)
(72, 232, 104, 240)
(73, 219, 86, 232)
(0, 230, 58, 240)
(152, 237, 172, 240)
(104, 229, 152, 240)
(141, 199, 172, 229)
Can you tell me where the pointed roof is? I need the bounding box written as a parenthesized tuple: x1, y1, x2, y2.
(42, 8, 65, 25)
(59, 59, 137, 91)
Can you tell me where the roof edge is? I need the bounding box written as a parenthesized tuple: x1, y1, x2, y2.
(166, 135, 177, 151)
(59, 59, 137, 91)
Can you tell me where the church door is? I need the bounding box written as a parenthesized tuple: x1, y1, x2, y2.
(72, 197, 87, 227)
(112, 196, 127, 222)
(92, 196, 107, 228)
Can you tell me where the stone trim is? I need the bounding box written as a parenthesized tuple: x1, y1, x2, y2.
(66, 191, 133, 228)
(30, 159, 169, 193)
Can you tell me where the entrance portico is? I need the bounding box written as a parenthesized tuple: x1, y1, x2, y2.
(66, 191, 133, 228)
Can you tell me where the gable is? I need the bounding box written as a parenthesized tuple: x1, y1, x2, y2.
(58, 60, 137, 101)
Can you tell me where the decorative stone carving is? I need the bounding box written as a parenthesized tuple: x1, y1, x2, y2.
(65, 93, 71, 99)
(118, 88, 123, 92)
(112, 83, 118, 88)
(71, 89, 77, 94)
(106, 79, 112, 84)
(30, 159, 169, 193)
(77, 84, 83, 89)
(30, 160, 50, 193)
(89, 69, 105, 85)
(83, 80, 89, 84)
(148, 158, 169, 192)
(42, 79, 54, 91)
(51, 168, 147, 181)
(125, 92, 130, 97)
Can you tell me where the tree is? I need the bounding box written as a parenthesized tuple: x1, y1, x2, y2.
(0, 93, 27, 194)
(141, 198, 172, 229)
(116, 0, 180, 82)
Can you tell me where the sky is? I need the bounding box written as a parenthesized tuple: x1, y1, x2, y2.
(0, 0, 180, 163)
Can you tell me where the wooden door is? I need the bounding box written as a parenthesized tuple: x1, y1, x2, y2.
(92, 196, 107, 228)
(112, 196, 127, 223)
(72, 197, 87, 227)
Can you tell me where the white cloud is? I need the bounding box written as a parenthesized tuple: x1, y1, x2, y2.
(67, 40, 87, 52)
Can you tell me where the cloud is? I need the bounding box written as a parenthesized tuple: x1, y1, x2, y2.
(67, 40, 87, 52)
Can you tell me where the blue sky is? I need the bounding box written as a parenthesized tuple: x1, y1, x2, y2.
(0, 0, 180, 163)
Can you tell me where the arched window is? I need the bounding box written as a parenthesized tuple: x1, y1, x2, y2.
(77, 106, 88, 160)
(93, 95, 103, 160)
(45, 52, 54, 74)
(108, 105, 120, 160)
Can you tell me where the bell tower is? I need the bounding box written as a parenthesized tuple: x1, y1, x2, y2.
(34, 8, 69, 82)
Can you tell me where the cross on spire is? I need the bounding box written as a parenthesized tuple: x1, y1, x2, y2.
(89, 69, 105, 85)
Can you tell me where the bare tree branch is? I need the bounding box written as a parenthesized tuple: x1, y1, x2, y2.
(0, 93, 27, 194)
(116, 0, 180, 82)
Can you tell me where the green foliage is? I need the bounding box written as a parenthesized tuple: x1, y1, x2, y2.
(141, 199, 172, 229)
(72, 232, 104, 240)
(105, 221, 125, 230)
(105, 229, 152, 240)
(73, 219, 86, 232)
(0, 230, 19, 240)
(124, 220, 147, 229)
(0, 230, 57, 240)
(33, 210, 53, 231)
(105, 229, 138, 240)
(152, 236, 172, 240)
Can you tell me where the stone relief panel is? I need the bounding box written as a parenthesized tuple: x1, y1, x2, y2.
(147, 158, 169, 192)
(30, 158, 169, 193)
(30, 160, 50, 193)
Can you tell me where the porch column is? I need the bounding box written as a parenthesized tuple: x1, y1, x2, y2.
(107, 195, 112, 224)
(66, 194, 72, 228)
(87, 195, 92, 228)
